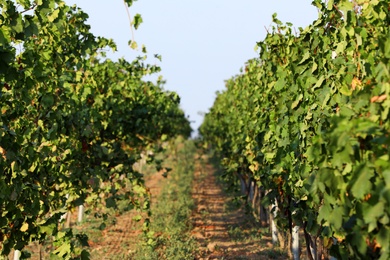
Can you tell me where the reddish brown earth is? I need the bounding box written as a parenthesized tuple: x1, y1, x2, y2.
(20, 169, 166, 260)
(191, 156, 286, 260)
(15, 154, 286, 259)
(85, 170, 167, 259)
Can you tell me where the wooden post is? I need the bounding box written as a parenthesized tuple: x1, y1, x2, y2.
(270, 201, 279, 245)
(60, 193, 70, 227)
(13, 250, 21, 260)
(249, 180, 255, 201)
(78, 205, 84, 223)
(310, 236, 317, 260)
(252, 184, 259, 218)
(292, 225, 300, 260)
(240, 176, 247, 195)
(65, 210, 72, 228)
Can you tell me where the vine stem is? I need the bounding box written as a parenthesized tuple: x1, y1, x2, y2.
(123, 0, 135, 44)
(18, 4, 37, 14)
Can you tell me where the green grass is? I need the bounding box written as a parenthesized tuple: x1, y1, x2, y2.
(131, 138, 198, 260)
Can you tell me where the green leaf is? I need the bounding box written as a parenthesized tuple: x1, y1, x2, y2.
(329, 205, 343, 229)
(291, 94, 303, 109)
(335, 41, 347, 54)
(80, 249, 90, 260)
(40, 222, 57, 235)
(83, 86, 91, 97)
(350, 165, 372, 199)
(339, 84, 352, 96)
(342, 163, 352, 175)
(311, 62, 318, 73)
(318, 202, 332, 224)
(356, 34, 362, 47)
(105, 197, 116, 208)
(299, 51, 311, 64)
(383, 170, 390, 186)
(133, 184, 146, 194)
(11, 15, 23, 34)
(133, 215, 142, 222)
(377, 227, 390, 258)
(0, 28, 11, 45)
(312, 75, 325, 90)
(99, 223, 106, 230)
(20, 223, 29, 232)
(327, 0, 334, 10)
(129, 40, 138, 50)
(52, 242, 71, 257)
(350, 233, 367, 256)
(141, 44, 147, 53)
(363, 201, 385, 232)
(42, 94, 54, 108)
(48, 9, 60, 22)
(124, 0, 134, 7)
(274, 78, 285, 91)
(132, 14, 143, 30)
(265, 152, 276, 161)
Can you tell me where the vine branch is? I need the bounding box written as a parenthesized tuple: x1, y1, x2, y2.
(123, 0, 135, 44)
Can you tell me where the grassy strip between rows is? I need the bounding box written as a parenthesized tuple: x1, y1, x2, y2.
(131, 138, 198, 259)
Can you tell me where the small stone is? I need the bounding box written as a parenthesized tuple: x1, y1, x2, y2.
(207, 242, 217, 252)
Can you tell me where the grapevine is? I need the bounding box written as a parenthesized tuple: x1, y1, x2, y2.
(200, 0, 390, 259)
(0, 0, 191, 258)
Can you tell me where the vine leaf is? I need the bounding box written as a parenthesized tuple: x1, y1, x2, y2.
(132, 14, 143, 30)
(350, 165, 372, 199)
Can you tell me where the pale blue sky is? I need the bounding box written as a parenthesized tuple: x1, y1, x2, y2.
(65, 1, 318, 134)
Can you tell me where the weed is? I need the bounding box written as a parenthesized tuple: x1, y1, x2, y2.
(261, 248, 287, 259)
(228, 226, 244, 241)
(131, 139, 198, 259)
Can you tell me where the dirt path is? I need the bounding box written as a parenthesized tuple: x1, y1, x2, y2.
(191, 156, 286, 260)
(19, 151, 287, 259)
(85, 169, 167, 258)
(21, 169, 167, 260)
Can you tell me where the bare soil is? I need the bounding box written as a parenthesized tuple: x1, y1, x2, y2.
(85, 169, 167, 259)
(191, 155, 286, 260)
(16, 153, 287, 260)
(20, 169, 167, 260)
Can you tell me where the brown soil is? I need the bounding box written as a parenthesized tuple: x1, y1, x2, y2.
(191, 155, 286, 260)
(85, 170, 167, 259)
(20, 169, 167, 260)
(15, 153, 287, 260)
